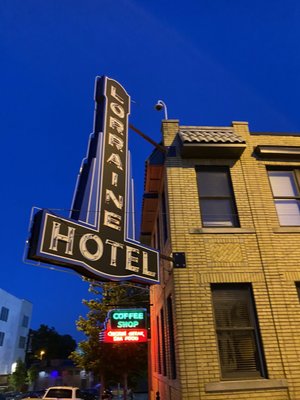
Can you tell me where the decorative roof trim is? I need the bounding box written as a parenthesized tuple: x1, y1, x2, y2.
(255, 145, 300, 160)
(180, 143, 246, 159)
(179, 126, 246, 144)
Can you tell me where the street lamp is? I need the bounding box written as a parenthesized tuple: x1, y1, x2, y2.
(154, 100, 168, 120)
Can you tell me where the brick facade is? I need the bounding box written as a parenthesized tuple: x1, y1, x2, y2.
(142, 120, 300, 399)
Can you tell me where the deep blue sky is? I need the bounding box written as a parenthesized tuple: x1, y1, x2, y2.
(1, 0, 300, 342)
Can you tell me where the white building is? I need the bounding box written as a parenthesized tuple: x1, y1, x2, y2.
(0, 288, 32, 375)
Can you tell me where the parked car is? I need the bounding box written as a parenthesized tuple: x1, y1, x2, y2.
(43, 387, 83, 400)
(20, 391, 45, 399)
(79, 390, 98, 400)
(3, 392, 22, 400)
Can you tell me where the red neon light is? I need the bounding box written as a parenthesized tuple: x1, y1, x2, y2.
(102, 329, 148, 343)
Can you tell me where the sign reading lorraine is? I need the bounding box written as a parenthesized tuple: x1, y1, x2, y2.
(27, 76, 159, 284)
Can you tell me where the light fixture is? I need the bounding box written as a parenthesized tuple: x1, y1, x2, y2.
(154, 100, 168, 120)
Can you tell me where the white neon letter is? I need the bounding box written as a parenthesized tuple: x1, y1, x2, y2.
(79, 234, 103, 261)
(49, 222, 75, 255)
(108, 133, 124, 151)
(126, 246, 140, 273)
(105, 239, 124, 266)
(112, 172, 118, 187)
(111, 85, 124, 104)
(109, 117, 124, 135)
(107, 153, 123, 170)
(105, 189, 123, 210)
(104, 210, 122, 231)
(142, 251, 156, 277)
(110, 103, 125, 119)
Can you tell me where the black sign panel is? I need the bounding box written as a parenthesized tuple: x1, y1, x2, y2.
(27, 77, 159, 284)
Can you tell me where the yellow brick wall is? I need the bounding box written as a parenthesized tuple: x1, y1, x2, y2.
(149, 120, 300, 399)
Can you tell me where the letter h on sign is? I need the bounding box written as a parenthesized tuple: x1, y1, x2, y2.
(27, 76, 159, 284)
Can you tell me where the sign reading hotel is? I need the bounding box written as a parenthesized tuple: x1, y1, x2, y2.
(100, 308, 148, 343)
(27, 76, 159, 284)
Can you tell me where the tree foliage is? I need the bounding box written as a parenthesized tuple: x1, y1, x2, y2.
(27, 324, 77, 363)
(70, 281, 149, 389)
(26, 365, 39, 388)
(9, 359, 27, 391)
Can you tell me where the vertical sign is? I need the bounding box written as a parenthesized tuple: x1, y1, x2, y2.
(27, 77, 159, 284)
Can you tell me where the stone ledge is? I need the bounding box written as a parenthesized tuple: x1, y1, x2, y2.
(189, 228, 256, 234)
(273, 227, 300, 233)
(205, 378, 288, 393)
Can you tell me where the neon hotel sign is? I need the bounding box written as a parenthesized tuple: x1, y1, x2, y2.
(27, 77, 159, 284)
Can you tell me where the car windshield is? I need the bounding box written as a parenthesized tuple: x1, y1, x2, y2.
(46, 390, 73, 399)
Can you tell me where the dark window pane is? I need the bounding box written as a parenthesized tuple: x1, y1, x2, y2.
(212, 284, 267, 379)
(201, 199, 238, 227)
(19, 336, 26, 349)
(162, 191, 168, 243)
(0, 307, 9, 322)
(46, 389, 73, 398)
(218, 330, 260, 378)
(156, 316, 161, 374)
(0, 332, 4, 346)
(167, 296, 177, 379)
(22, 315, 29, 328)
(268, 171, 299, 197)
(197, 169, 232, 196)
(196, 166, 239, 228)
(160, 309, 167, 376)
(268, 169, 300, 226)
(274, 200, 300, 226)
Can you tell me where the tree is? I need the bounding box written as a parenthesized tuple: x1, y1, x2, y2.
(70, 281, 149, 395)
(9, 359, 27, 391)
(26, 365, 39, 390)
(27, 325, 77, 365)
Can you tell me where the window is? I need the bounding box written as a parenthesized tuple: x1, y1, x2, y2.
(211, 284, 267, 379)
(268, 169, 300, 226)
(156, 316, 161, 374)
(296, 283, 300, 300)
(22, 315, 29, 328)
(167, 296, 177, 379)
(19, 336, 26, 349)
(156, 217, 160, 250)
(160, 309, 167, 376)
(196, 166, 239, 227)
(45, 389, 73, 398)
(0, 332, 4, 346)
(161, 190, 168, 243)
(0, 307, 9, 321)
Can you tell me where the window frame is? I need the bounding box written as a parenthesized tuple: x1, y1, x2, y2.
(0, 306, 9, 322)
(267, 167, 300, 226)
(160, 308, 167, 376)
(0, 331, 4, 346)
(296, 282, 300, 300)
(22, 315, 29, 328)
(167, 295, 177, 380)
(196, 166, 240, 228)
(19, 335, 26, 349)
(211, 283, 267, 380)
(161, 190, 169, 243)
